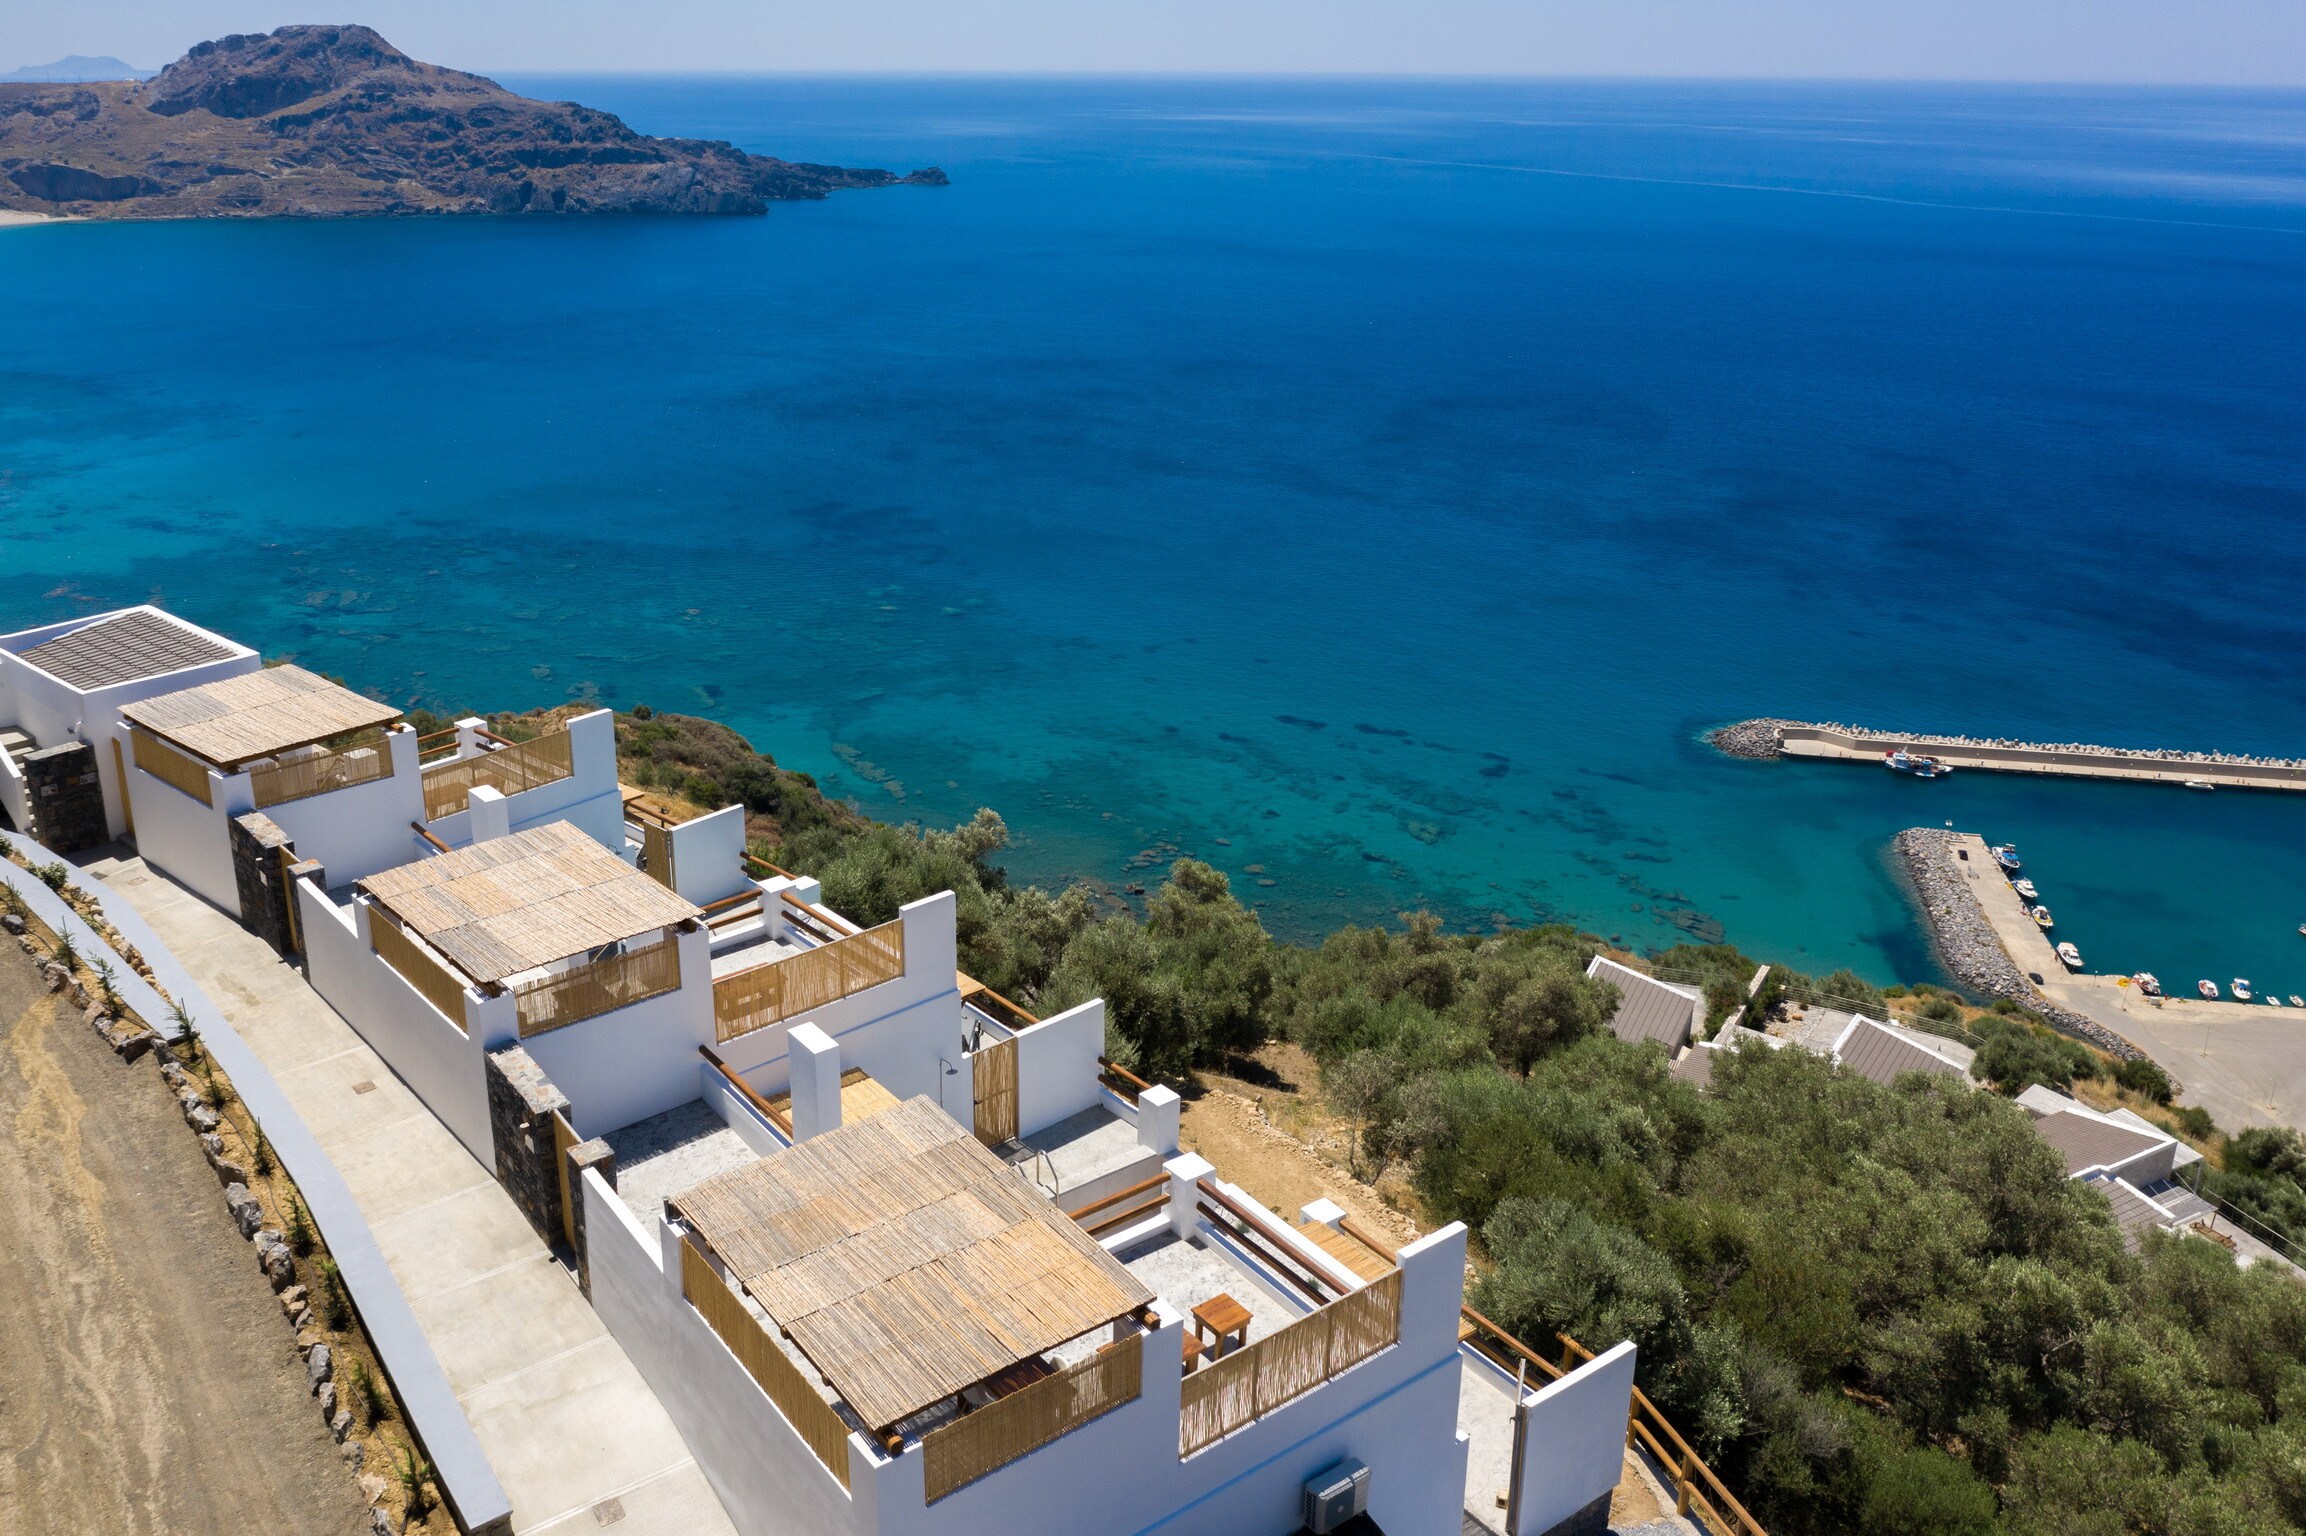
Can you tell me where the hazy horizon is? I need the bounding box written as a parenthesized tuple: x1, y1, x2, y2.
(10, 0, 2306, 87)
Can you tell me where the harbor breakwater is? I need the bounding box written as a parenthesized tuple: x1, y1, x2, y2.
(1712, 719, 2306, 791)
(1893, 827, 2144, 1061)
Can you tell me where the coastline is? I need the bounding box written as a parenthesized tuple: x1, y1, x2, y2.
(1893, 826, 2144, 1059)
(0, 211, 72, 228)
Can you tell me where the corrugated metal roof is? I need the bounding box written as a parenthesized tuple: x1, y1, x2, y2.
(359, 821, 700, 982)
(2033, 1110, 2166, 1178)
(1833, 1018, 1970, 1087)
(1588, 957, 1699, 1051)
(119, 663, 400, 767)
(15, 609, 239, 691)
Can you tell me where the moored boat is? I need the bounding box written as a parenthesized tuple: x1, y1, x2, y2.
(2268, 995, 2284, 1007)
(2056, 941, 2084, 971)
(1885, 750, 1952, 778)
(2012, 879, 2039, 901)
(2200, 979, 2221, 999)
(2234, 978, 2254, 1001)
(2186, 779, 2215, 791)
(2030, 906, 2055, 929)
(2134, 972, 2161, 997)
(2291, 995, 2303, 1008)
(1991, 845, 2022, 872)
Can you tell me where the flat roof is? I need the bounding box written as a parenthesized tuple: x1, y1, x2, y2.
(14, 608, 245, 692)
(2032, 1109, 2167, 1178)
(1833, 1018, 1971, 1087)
(119, 662, 401, 767)
(359, 821, 701, 983)
(671, 1096, 1155, 1433)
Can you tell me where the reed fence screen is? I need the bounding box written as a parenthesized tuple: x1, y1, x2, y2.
(421, 730, 574, 820)
(130, 728, 213, 806)
(1178, 1269, 1401, 1457)
(681, 1237, 852, 1488)
(250, 734, 394, 809)
(371, 915, 469, 1030)
(922, 1336, 1143, 1503)
(514, 938, 681, 1037)
(713, 920, 904, 1043)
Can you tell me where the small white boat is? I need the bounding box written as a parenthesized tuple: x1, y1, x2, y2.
(1991, 845, 2022, 872)
(2290, 994, 2303, 1008)
(2200, 979, 2221, 999)
(2234, 978, 2254, 1001)
(2030, 905, 2055, 928)
(2268, 995, 2284, 1008)
(1885, 749, 1952, 778)
(2056, 942, 2084, 970)
(2186, 779, 2215, 791)
(2012, 879, 2039, 901)
(2134, 972, 2162, 997)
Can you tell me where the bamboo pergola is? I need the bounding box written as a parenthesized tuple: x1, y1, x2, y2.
(358, 821, 701, 984)
(671, 1095, 1155, 1435)
(119, 663, 402, 768)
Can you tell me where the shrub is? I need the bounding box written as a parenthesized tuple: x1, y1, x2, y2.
(286, 1197, 315, 1257)
(51, 931, 77, 972)
(395, 1445, 436, 1517)
(316, 1257, 352, 1330)
(33, 860, 68, 892)
(350, 1358, 390, 1425)
(250, 1128, 274, 1177)
(2175, 1105, 2216, 1142)
(169, 1000, 201, 1062)
(2114, 1055, 2174, 1104)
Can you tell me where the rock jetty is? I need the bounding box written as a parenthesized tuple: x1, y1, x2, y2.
(0, 25, 945, 220)
(1706, 719, 1798, 760)
(1713, 718, 2306, 773)
(1893, 827, 2143, 1061)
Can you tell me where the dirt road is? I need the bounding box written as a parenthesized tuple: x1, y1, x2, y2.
(0, 943, 370, 1536)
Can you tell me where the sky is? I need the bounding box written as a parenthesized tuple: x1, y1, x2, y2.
(6, 0, 2306, 85)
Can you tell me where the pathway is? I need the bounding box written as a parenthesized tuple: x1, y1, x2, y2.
(90, 854, 738, 1536)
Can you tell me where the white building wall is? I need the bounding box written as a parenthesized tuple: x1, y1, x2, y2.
(420, 709, 625, 854)
(298, 883, 494, 1159)
(714, 892, 961, 1107)
(125, 759, 238, 913)
(1012, 998, 1105, 1140)
(583, 1170, 875, 1536)
(1513, 1342, 1635, 1536)
(523, 925, 717, 1140)
(668, 803, 750, 907)
(260, 727, 428, 885)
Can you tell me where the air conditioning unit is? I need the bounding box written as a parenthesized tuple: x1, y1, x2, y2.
(1302, 1457, 1370, 1533)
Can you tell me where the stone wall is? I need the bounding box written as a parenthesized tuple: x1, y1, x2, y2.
(230, 812, 299, 958)
(485, 1045, 570, 1247)
(24, 741, 107, 852)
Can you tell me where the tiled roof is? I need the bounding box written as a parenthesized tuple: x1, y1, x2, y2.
(15, 609, 239, 691)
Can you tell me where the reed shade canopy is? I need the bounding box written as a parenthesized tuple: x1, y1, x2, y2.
(358, 820, 701, 984)
(118, 663, 402, 769)
(671, 1096, 1155, 1434)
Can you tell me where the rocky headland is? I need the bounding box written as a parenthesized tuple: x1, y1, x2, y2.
(0, 24, 945, 220)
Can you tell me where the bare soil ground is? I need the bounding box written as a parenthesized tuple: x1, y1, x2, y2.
(0, 942, 370, 1536)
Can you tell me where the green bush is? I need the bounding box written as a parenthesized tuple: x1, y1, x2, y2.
(2114, 1055, 2175, 1104)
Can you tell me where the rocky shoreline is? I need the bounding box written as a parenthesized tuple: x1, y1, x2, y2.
(1893, 827, 2144, 1061)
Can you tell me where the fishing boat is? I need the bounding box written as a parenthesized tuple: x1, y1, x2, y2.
(2012, 878, 2039, 901)
(1991, 845, 2022, 872)
(2030, 906, 2055, 929)
(2056, 942, 2084, 970)
(2134, 973, 2162, 997)
(2200, 980, 2221, 999)
(2185, 779, 2215, 791)
(2234, 979, 2254, 1001)
(1884, 749, 1952, 778)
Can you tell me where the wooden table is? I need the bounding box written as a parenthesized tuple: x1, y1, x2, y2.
(1191, 1293, 1252, 1362)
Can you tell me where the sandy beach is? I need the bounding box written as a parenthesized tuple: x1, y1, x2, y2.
(0, 210, 71, 227)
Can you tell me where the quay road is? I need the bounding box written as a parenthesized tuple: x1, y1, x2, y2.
(1952, 834, 2306, 1134)
(1778, 724, 2306, 793)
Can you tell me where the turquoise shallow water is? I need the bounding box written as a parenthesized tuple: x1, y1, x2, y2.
(3, 77, 2305, 990)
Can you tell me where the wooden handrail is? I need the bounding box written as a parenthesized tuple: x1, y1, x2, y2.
(1066, 1174, 1167, 1224)
(411, 821, 450, 853)
(1196, 1200, 1330, 1305)
(745, 853, 797, 880)
(1197, 1179, 1351, 1299)
(1098, 1056, 1154, 1096)
(778, 889, 857, 936)
(1084, 1191, 1169, 1238)
(699, 1047, 793, 1138)
(698, 888, 760, 917)
(1337, 1215, 1399, 1264)
(1460, 1305, 1565, 1383)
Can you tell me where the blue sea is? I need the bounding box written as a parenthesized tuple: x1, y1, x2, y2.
(4, 77, 2305, 991)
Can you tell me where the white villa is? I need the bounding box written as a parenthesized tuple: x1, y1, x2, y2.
(1, 605, 1665, 1536)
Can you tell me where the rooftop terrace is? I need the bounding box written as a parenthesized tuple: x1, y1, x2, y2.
(119, 662, 400, 767)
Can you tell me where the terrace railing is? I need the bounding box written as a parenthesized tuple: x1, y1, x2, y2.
(1178, 1268, 1401, 1457)
(680, 1236, 852, 1489)
(250, 733, 395, 809)
(515, 938, 681, 1038)
(130, 727, 213, 807)
(922, 1335, 1143, 1503)
(371, 913, 469, 1030)
(712, 919, 905, 1044)
(421, 728, 574, 820)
